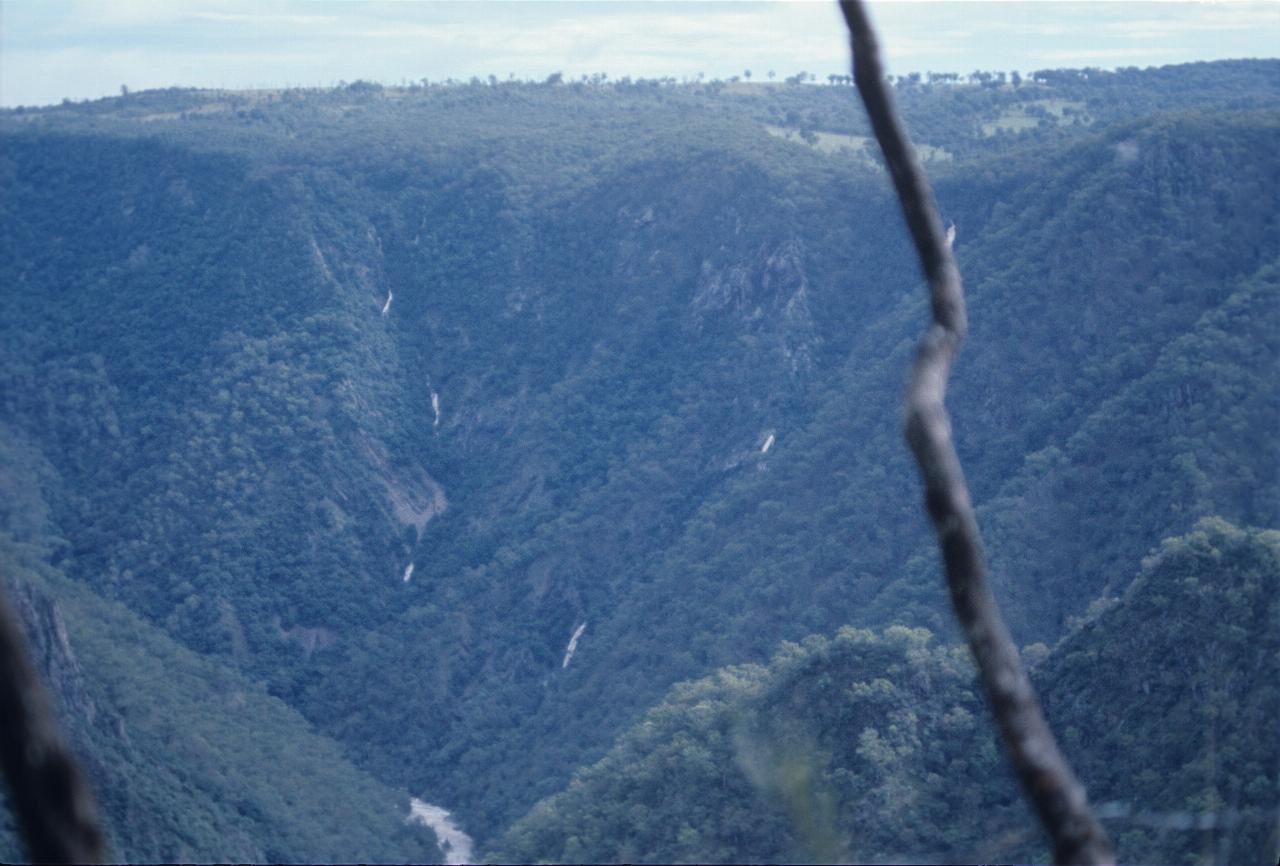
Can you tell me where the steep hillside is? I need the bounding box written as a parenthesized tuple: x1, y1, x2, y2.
(0, 436, 440, 863)
(1, 545, 443, 864)
(1037, 519, 1280, 865)
(428, 109, 1279, 833)
(1, 62, 1277, 851)
(494, 520, 1280, 865)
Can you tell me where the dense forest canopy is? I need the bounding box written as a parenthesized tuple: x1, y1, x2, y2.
(1, 60, 1277, 863)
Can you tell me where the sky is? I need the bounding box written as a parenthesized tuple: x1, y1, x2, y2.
(1, 1, 1278, 107)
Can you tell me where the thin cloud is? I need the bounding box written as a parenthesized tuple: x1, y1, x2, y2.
(1036, 46, 1170, 61)
(2, 1, 1278, 107)
(189, 11, 339, 26)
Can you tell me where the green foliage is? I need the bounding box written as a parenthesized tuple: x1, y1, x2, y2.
(28, 554, 438, 863)
(1040, 519, 1280, 865)
(495, 522, 1279, 865)
(0, 61, 1276, 855)
(0, 446, 439, 863)
(494, 626, 1021, 864)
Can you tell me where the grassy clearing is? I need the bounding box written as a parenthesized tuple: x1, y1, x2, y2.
(765, 124, 952, 163)
(982, 99, 1089, 136)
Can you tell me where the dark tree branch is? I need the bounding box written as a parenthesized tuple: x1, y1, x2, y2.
(0, 574, 104, 865)
(837, 3, 1114, 863)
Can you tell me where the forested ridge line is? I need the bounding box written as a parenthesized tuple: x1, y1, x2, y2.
(0, 60, 1275, 859)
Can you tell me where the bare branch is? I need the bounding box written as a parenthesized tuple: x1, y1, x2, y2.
(0, 575, 104, 865)
(837, 3, 1114, 863)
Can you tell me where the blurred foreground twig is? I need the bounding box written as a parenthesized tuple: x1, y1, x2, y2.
(837, 2, 1113, 862)
(0, 571, 104, 864)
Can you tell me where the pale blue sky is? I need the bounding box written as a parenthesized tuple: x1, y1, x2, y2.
(2, 1, 1278, 107)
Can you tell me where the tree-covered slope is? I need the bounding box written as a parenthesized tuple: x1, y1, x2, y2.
(1, 545, 442, 864)
(1, 62, 1276, 852)
(496, 625, 1020, 865)
(1038, 519, 1280, 865)
(0, 437, 440, 863)
(450, 108, 1279, 833)
(494, 520, 1280, 865)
